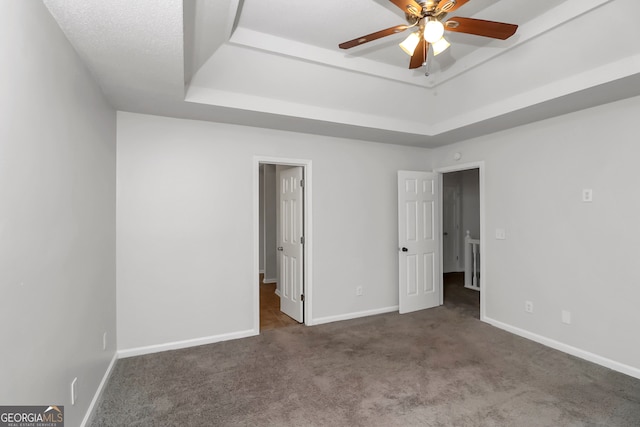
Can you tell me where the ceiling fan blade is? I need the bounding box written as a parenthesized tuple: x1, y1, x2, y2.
(389, 0, 424, 18)
(436, 0, 470, 13)
(409, 39, 428, 69)
(444, 17, 518, 40)
(339, 25, 409, 49)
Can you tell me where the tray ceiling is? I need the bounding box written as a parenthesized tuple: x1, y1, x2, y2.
(45, 0, 640, 147)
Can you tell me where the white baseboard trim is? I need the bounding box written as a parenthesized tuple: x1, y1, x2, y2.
(117, 329, 258, 359)
(259, 269, 265, 274)
(274, 288, 281, 297)
(484, 317, 640, 380)
(262, 278, 277, 284)
(312, 306, 399, 326)
(80, 352, 118, 427)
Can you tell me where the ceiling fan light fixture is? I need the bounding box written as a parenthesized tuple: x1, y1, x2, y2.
(399, 32, 421, 56)
(423, 18, 445, 44)
(432, 37, 450, 56)
(338, 0, 519, 75)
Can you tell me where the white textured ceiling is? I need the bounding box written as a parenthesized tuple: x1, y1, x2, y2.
(44, 0, 640, 147)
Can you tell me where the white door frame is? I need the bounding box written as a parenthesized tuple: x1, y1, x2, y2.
(436, 161, 486, 321)
(253, 156, 313, 331)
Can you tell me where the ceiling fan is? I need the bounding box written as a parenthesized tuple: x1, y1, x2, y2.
(338, 0, 518, 71)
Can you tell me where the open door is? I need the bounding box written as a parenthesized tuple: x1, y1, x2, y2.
(276, 166, 304, 323)
(398, 171, 440, 314)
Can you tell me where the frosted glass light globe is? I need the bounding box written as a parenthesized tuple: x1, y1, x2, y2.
(399, 32, 421, 56)
(424, 19, 445, 43)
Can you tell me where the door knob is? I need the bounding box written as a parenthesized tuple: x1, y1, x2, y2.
(401, 247, 408, 252)
(277, 247, 283, 251)
(443, 232, 448, 236)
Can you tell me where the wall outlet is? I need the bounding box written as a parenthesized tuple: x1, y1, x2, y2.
(525, 301, 534, 314)
(562, 310, 572, 324)
(495, 229, 506, 240)
(356, 286, 363, 296)
(582, 189, 593, 202)
(71, 377, 78, 405)
(103, 332, 107, 351)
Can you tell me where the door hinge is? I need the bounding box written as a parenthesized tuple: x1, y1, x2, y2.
(301, 294, 304, 301)
(300, 179, 305, 188)
(301, 236, 305, 244)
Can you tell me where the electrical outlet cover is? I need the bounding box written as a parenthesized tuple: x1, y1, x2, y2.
(525, 301, 533, 313)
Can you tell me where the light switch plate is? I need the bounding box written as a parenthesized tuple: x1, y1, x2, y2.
(495, 229, 506, 240)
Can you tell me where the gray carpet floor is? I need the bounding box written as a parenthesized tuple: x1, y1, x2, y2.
(91, 282, 640, 426)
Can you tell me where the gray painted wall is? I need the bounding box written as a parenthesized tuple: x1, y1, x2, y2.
(460, 169, 480, 243)
(434, 94, 640, 376)
(115, 112, 431, 351)
(263, 164, 277, 283)
(0, 2, 117, 426)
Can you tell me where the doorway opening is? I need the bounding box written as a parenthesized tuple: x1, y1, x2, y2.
(438, 164, 484, 319)
(254, 157, 312, 333)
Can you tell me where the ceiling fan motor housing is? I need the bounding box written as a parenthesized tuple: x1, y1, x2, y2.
(408, 0, 454, 23)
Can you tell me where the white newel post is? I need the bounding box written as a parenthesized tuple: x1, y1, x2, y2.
(464, 230, 481, 291)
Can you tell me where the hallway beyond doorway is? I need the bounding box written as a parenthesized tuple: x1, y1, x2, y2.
(260, 274, 299, 331)
(443, 272, 480, 319)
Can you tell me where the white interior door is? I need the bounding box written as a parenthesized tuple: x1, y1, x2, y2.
(398, 171, 440, 314)
(276, 166, 304, 323)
